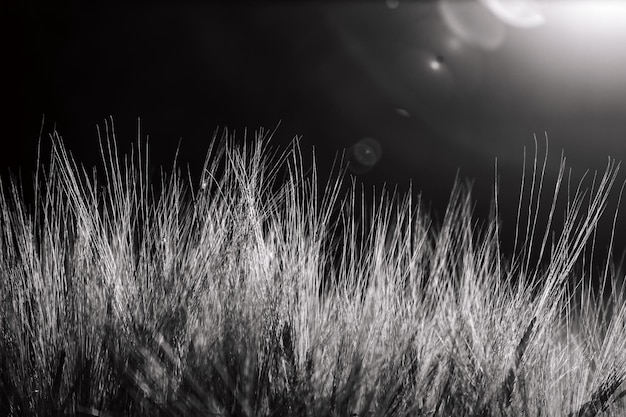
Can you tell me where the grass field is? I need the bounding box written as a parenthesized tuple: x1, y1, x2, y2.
(1, 119, 626, 416)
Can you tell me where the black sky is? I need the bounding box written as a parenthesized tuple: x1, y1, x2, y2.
(4, 1, 626, 271)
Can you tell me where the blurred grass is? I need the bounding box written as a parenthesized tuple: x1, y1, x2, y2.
(1, 118, 626, 416)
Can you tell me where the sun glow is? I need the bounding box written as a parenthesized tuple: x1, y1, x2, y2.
(541, 1, 626, 39)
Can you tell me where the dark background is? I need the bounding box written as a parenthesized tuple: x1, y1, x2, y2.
(4, 1, 626, 274)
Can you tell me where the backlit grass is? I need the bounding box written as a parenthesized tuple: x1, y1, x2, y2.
(1, 119, 626, 416)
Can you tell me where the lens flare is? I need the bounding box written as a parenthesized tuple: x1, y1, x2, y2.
(438, 0, 507, 50)
(347, 137, 382, 175)
(405, 19, 483, 96)
(386, 0, 399, 10)
(480, 0, 545, 28)
(397, 48, 455, 105)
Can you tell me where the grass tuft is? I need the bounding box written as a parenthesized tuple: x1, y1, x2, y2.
(1, 119, 626, 416)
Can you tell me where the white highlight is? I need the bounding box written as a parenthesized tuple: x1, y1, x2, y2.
(542, 1, 626, 38)
(429, 58, 443, 71)
(480, 0, 545, 28)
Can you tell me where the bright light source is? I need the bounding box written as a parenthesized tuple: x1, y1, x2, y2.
(544, 1, 626, 38)
(534, 0, 626, 78)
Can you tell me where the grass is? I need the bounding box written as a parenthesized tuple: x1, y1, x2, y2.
(1, 118, 626, 417)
